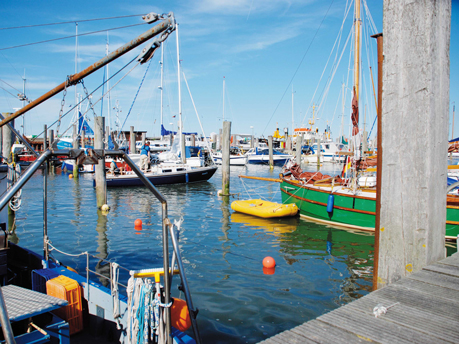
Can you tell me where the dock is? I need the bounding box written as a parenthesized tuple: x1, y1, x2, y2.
(259, 252, 459, 344)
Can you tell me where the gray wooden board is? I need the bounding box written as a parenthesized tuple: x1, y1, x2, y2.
(422, 262, 459, 277)
(373, 284, 459, 321)
(393, 273, 459, 300)
(261, 330, 319, 344)
(406, 269, 459, 291)
(345, 290, 459, 342)
(437, 253, 459, 267)
(291, 319, 375, 343)
(318, 306, 452, 344)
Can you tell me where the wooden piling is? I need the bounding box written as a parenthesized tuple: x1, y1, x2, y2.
(317, 136, 321, 170)
(80, 130, 85, 149)
(3, 118, 14, 222)
(48, 129, 54, 172)
(295, 134, 302, 165)
(94, 117, 106, 208)
(268, 136, 273, 169)
(377, 0, 450, 288)
(141, 132, 146, 146)
(130, 126, 135, 154)
(222, 121, 231, 196)
(181, 133, 186, 164)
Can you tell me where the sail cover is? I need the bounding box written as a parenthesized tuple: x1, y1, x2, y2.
(78, 112, 94, 135)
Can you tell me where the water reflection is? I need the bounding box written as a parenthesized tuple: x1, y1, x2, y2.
(95, 210, 109, 287)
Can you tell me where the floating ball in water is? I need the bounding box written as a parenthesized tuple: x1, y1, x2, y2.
(134, 219, 142, 230)
(101, 204, 110, 212)
(69, 174, 73, 179)
(262, 256, 276, 269)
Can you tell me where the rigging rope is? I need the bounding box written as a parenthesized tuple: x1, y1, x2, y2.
(119, 58, 153, 138)
(261, 0, 336, 136)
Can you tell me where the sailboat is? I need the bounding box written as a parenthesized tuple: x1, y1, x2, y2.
(279, 0, 458, 240)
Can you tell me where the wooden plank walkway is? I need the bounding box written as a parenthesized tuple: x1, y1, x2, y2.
(259, 252, 459, 344)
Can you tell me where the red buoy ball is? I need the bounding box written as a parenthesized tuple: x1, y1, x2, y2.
(263, 256, 276, 269)
(134, 219, 142, 228)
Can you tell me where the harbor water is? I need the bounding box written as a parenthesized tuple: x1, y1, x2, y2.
(11, 161, 450, 343)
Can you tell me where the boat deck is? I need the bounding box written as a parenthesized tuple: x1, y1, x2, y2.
(258, 252, 459, 343)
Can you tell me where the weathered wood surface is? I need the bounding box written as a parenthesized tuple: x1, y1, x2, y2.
(258, 252, 459, 344)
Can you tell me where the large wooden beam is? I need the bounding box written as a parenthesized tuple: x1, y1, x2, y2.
(377, 0, 451, 288)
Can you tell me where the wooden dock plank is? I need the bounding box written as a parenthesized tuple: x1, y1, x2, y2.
(319, 306, 453, 344)
(422, 262, 459, 277)
(291, 319, 375, 343)
(406, 269, 459, 291)
(373, 284, 459, 321)
(258, 330, 319, 344)
(345, 290, 459, 342)
(437, 254, 459, 268)
(257, 253, 459, 344)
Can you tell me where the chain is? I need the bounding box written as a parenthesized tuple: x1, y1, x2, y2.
(56, 81, 68, 137)
(81, 79, 97, 118)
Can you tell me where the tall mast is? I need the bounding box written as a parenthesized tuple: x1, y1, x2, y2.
(106, 32, 111, 134)
(222, 76, 225, 121)
(160, 44, 164, 139)
(74, 23, 79, 134)
(354, 0, 361, 102)
(291, 85, 294, 136)
(176, 24, 182, 138)
(22, 71, 26, 135)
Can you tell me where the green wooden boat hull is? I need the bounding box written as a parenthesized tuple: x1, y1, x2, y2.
(281, 179, 459, 239)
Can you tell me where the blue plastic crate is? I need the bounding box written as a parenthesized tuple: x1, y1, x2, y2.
(32, 269, 60, 293)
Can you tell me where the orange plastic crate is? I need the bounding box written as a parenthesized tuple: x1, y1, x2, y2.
(46, 275, 83, 335)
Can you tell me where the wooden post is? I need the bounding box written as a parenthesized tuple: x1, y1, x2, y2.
(94, 117, 106, 208)
(48, 129, 54, 172)
(80, 130, 85, 149)
(141, 132, 146, 146)
(191, 134, 196, 147)
(377, 1, 450, 288)
(130, 126, 135, 154)
(362, 130, 368, 153)
(295, 134, 302, 165)
(3, 118, 14, 225)
(222, 121, 231, 196)
(317, 136, 321, 170)
(181, 133, 186, 164)
(372, 32, 383, 291)
(268, 136, 273, 168)
(105, 126, 110, 149)
(286, 136, 291, 153)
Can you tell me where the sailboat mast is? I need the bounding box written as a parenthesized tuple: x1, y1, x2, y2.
(106, 32, 111, 134)
(223, 76, 225, 121)
(354, 0, 361, 102)
(74, 23, 78, 134)
(160, 44, 164, 139)
(176, 24, 182, 138)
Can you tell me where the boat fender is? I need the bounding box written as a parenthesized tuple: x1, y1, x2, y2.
(326, 194, 334, 214)
(170, 298, 191, 332)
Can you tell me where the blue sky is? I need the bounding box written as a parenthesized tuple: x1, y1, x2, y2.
(1, 0, 458, 141)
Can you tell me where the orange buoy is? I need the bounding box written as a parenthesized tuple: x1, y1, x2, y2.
(134, 219, 142, 227)
(69, 174, 73, 179)
(262, 256, 276, 269)
(170, 298, 191, 331)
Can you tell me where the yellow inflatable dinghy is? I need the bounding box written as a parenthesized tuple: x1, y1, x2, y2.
(231, 199, 298, 218)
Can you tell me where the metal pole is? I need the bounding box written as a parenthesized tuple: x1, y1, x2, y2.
(371, 32, 383, 291)
(0, 14, 176, 128)
(43, 126, 49, 262)
(0, 151, 52, 211)
(0, 288, 16, 344)
(169, 225, 202, 344)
